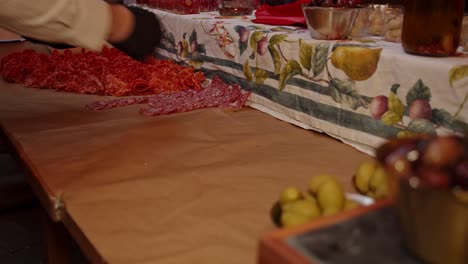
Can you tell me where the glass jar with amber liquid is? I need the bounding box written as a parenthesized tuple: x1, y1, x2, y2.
(401, 0, 464, 56)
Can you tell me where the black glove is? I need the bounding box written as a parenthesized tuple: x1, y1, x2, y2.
(110, 6, 162, 61)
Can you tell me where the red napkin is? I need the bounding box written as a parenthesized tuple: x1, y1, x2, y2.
(252, 0, 310, 27)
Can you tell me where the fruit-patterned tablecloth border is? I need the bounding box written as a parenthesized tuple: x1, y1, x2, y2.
(147, 7, 468, 155)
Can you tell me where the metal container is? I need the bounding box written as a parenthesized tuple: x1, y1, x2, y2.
(302, 6, 361, 40)
(397, 181, 468, 264)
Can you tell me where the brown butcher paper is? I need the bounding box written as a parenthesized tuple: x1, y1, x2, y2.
(0, 43, 371, 264)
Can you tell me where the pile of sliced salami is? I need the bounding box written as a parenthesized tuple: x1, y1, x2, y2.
(0, 47, 205, 96)
(85, 76, 250, 116)
(0, 47, 250, 115)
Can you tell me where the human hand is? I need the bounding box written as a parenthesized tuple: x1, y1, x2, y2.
(110, 6, 162, 61)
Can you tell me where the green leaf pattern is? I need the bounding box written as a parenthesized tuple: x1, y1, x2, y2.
(449, 65, 468, 87)
(390, 84, 400, 94)
(312, 43, 330, 78)
(370, 69, 466, 137)
(269, 34, 288, 46)
(189, 29, 197, 46)
(269, 45, 281, 75)
(329, 78, 370, 110)
(160, 22, 466, 141)
(243, 60, 253, 82)
(432, 109, 454, 130)
(279, 60, 302, 91)
(254, 69, 268, 85)
(299, 40, 313, 72)
(407, 119, 436, 136)
(406, 79, 431, 107)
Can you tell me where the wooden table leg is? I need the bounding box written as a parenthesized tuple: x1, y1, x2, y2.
(41, 209, 72, 264)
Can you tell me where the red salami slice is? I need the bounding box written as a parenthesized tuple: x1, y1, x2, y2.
(0, 47, 205, 96)
(85, 76, 250, 115)
(2, 48, 250, 115)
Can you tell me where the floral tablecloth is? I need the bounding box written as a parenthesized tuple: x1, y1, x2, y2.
(146, 7, 467, 155)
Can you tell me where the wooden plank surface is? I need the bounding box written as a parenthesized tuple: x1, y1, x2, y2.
(0, 43, 373, 264)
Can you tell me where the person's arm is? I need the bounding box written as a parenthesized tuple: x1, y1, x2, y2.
(0, 0, 115, 51)
(0, 0, 161, 60)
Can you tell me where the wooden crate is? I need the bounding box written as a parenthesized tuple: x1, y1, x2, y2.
(258, 199, 396, 264)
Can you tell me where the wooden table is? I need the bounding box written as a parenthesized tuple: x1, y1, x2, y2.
(0, 42, 371, 264)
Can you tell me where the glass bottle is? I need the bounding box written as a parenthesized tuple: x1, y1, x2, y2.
(176, 0, 201, 14)
(147, 0, 158, 7)
(219, 0, 254, 16)
(401, 0, 464, 56)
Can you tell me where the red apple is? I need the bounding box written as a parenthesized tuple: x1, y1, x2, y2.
(370, 95, 388, 119)
(238, 28, 250, 43)
(257, 37, 268, 56)
(177, 41, 184, 56)
(408, 99, 432, 121)
(190, 40, 198, 53)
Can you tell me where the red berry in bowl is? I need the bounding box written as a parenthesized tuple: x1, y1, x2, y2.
(416, 167, 452, 189)
(421, 136, 464, 168)
(385, 152, 413, 179)
(322, 0, 335, 7)
(336, 0, 345, 7)
(378, 137, 427, 179)
(454, 159, 468, 190)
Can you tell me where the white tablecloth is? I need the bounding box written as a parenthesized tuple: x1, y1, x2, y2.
(147, 8, 467, 155)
